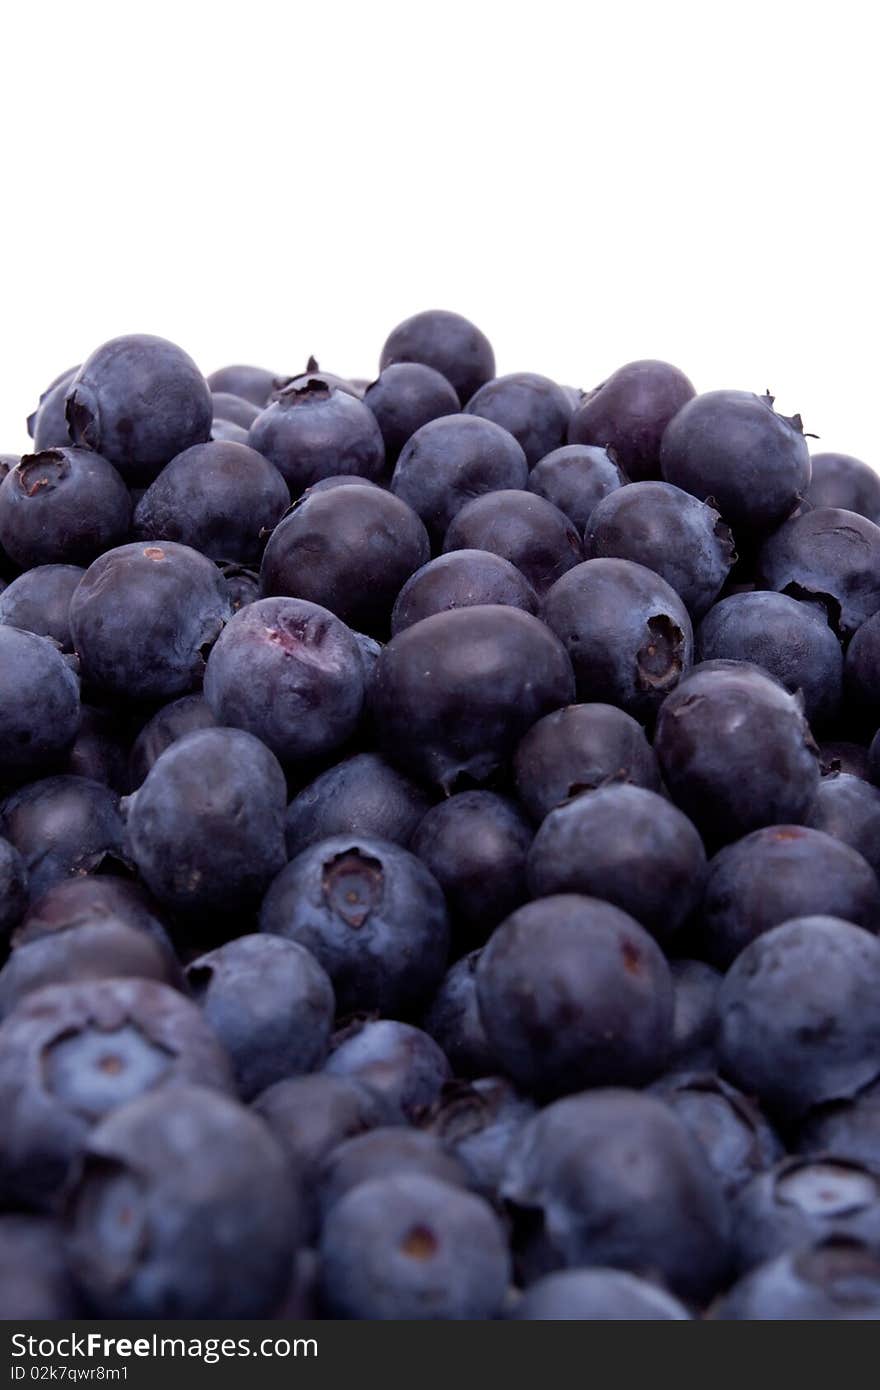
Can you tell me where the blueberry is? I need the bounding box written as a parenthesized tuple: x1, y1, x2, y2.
(207, 363, 278, 408)
(65, 1083, 296, 1318)
(187, 935, 334, 1099)
(712, 1239, 880, 1320)
(420, 1076, 535, 1197)
(732, 1157, 880, 1273)
(390, 415, 528, 542)
(513, 702, 662, 824)
(476, 895, 673, 1097)
(718, 916, 880, 1122)
(363, 362, 459, 462)
(210, 418, 249, 444)
(568, 359, 696, 482)
(324, 1020, 451, 1119)
(252, 1073, 400, 1179)
(757, 506, 880, 637)
(410, 792, 533, 947)
(585, 481, 735, 618)
(316, 1127, 469, 1220)
(0, 836, 28, 941)
(442, 490, 582, 596)
(422, 951, 497, 1078)
(661, 390, 810, 532)
(71, 542, 232, 702)
(133, 441, 290, 564)
(669, 959, 721, 1071)
(379, 309, 495, 407)
(512, 1268, 690, 1320)
(390, 549, 539, 635)
(128, 693, 216, 788)
(806, 773, 880, 876)
(696, 590, 843, 730)
(1, 776, 129, 903)
(204, 597, 365, 767)
(28, 367, 79, 450)
(216, 559, 260, 612)
(651, 1072, 782, 1197)
(797, 1080, 880, 1167)
(318, 1173, 510, 1319)
(284, 752, 434, 857)
(542, 558, 694, 722)
(370, 605, 574, 792)
(65, 705, 131, 793)
(870, 729, 880, 788)
(0, 978, 233, 1209)
(527, 443, 625, 533)
(0, 563, 84, 651)
(654, 660, 820, 845)
(210, 391, 260, 428)
(465, 372, 573, 465)
(260, 483, 429, 636)
(0, 450, 131, 569)
(0, 1215, 79, 1318)
(0, 624, 80, 778)
(17, 877, 172, 955)
(527, 785, 706, 945)
(66, 335, 213, 485)
(248, 377, 385, 493)
(820, 741, 871, 780)
(126, 728, 287, 917)
(700, 826, 880, 968)
(501, 1088, 729, 1301)
(806, 452, 880, 524)
(845, 610, 880, 726)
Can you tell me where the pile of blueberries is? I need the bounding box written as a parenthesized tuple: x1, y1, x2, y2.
(2, 312, 880, 1322)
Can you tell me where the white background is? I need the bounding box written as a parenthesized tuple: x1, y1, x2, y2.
(1, 1, 876, 464)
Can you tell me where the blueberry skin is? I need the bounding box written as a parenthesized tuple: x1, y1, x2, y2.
(363, 362, 459, 462)
(732, 1158, 880, 1274)
(0, 563, 84, 651)
(324, 1020, 451, 1119)
(0, 836, 28, 940)
(696, 590, 843, 730)
(542, 558, 694, 723)
(207, 363, 277, 408)
(0, 979, 233, 1210)
(203, 597, 364, 767)
(820, 741, 871, 779)
(501, 1088, 730, 1301)
(64, 706, 130, 794)
(718, 916, 880, 1122)
(370, 605, 575, 792)
(806, 452, 880, 524)
(260, 835, 449, 1016)
(285, 752, 433, 857)
(527, 785, 706, 945)
(845, 610, 880, 723)
(871, 729, 880, 788)
(316, 1127, 469, 1220)
(476, 895, 673, 1098)
(29, 369, 79, 450)
(0, 627, 80, 775)
(252, 1073, 400, 1179)
(128, 693, 215, 788)
(410, 792, 533, 947)
(443, 490, 582, 597)
(380, 309, 495, 407)
(1, 777, 128, 904)
(217, 560, 260, 612)
(70, 542, 232, 702)
(17, 877, 172, 956)
(65, 1083, 297, 1319)
(422, 951, 497, 1078)
(390, 549, 538, 635)
(66, 335, 213, 485)
(797, 1081, 880, 1167)
(568, 359, 696, 482)
(700, 825, 880, 968)
(260, 483, 430, 636)
(465, 372, 573, 466)
(210, 391, 260, 428)
(669, 959, 721, 1070)
(512, 1268, 691, 1320)
(527, 443, 625, 533)
(654, 660, 820, 845)
(651, 1072, 783, 1197)
(660, 389, 810, 532)
(126, 727, 287, 917)
(187, 935, 334, 1100)
(390, 415, 528, 542)
(318, 1173, 510, 1320)
(248, 378, 385, 493)
(0, 1215, 80, 1319)
(0, 449, 130, 569)
(806, 773, 880, 877)
(422, 1076, 535, 1198)
(513, 702, 662, 824)
(585, 481, 735, 619)
(757, 506, 880, 637)
(711, 1239, 880, 1320)
(133, 441, 290, 564)
(210, 418, 249, 444)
